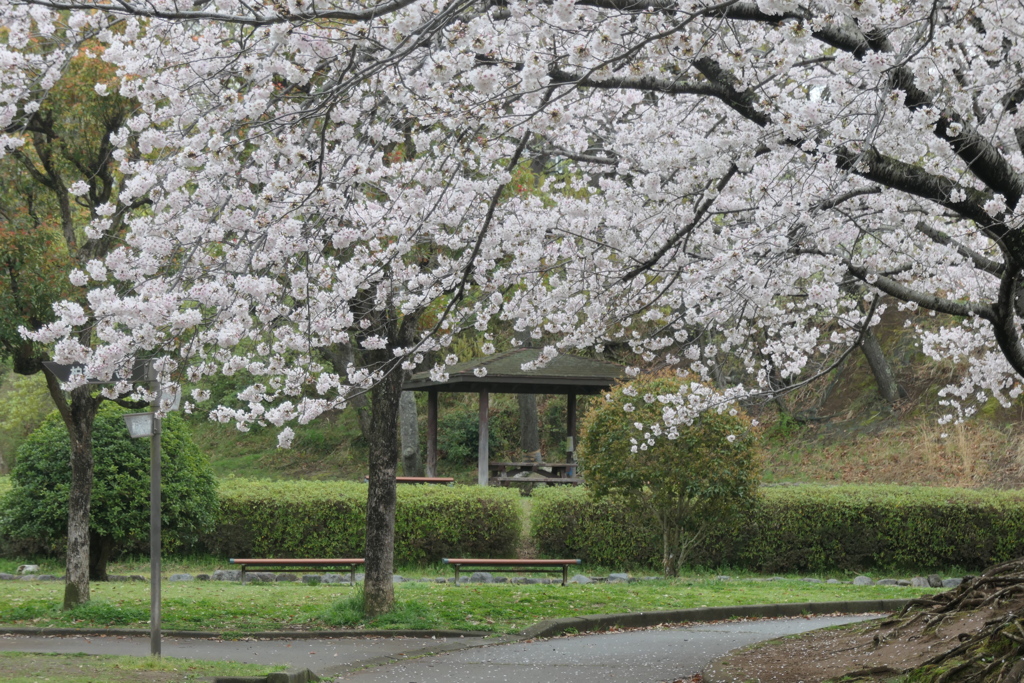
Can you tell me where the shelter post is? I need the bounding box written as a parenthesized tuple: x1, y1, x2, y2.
(426, 390, 438, 477)
(567, 393, 577, 475)
(478, 390, 489, 486)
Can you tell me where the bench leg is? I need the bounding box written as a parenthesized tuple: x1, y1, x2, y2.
(454, 566, 460, 585)
(240, 567, 246, 583)
(350, 566, 356, 586)
(562, 565, 568, 586)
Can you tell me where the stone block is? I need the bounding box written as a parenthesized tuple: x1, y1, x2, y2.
(852, 576, 873, 586)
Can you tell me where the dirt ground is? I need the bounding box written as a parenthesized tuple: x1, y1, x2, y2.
(702, 600, 1013, 683)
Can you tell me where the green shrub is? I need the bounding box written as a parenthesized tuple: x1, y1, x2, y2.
(205, 479, 522, 563)
(0, 476, 9, 498)
(532, 484, 1024, 572)
(577, 372, 759, 576)
(531, 486, 659, 567)
(0, 406, 218, 577)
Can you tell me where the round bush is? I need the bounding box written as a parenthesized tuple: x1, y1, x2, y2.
(0, 405, 217, 577)
(577, 372, 759, 576)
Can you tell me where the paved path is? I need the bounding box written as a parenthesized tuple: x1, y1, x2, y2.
(329, 615, 870, 682)
(0, 632, 483, 673)
(1, 615, 871, 682)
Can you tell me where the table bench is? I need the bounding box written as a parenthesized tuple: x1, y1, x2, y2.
(364, 476, 455, 485)
(488, 461, 581, 486)
(489, 475, 583, 486)
(442, 558, 582, 585)
(229, 558, 365, 584)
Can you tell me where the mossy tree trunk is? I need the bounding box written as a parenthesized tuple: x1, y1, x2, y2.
(362, 305, 420, 618)
(44, 369, 101, 609)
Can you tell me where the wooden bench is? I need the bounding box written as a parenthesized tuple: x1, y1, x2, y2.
(442, 558, 582, 586)
(229, 558, 365, 584)
(364, 476, 455, 485)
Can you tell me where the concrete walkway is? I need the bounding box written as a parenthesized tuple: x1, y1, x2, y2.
(1, 615, 872, 682)
(0, 631, 486, 673)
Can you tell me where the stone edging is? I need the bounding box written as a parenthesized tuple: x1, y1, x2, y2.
(508, 598, 911, 640)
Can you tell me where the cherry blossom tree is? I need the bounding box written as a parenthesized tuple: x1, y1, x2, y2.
(5, 0, 1024, 614)
(1, 39, 139, 607)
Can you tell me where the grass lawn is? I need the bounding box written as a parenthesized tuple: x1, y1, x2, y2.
(0, 574, 935, 635)
(0, 651, 284, 683)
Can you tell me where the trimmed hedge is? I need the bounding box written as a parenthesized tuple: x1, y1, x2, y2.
(532, 485, 1024, 572)
(205, 478, 522, 563)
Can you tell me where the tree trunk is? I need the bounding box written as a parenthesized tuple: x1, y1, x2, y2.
(518, 393, 540, 457)
(89, 532, 114, 581)
(662, 519, 680, 578)
(860, 325, 906, 404)
(322, 342, 373, 440)
(399, 391, 423, 477)
(514, 332, 541, 459)
(43, 372, 101, 610)
(364, 364, 402, 617)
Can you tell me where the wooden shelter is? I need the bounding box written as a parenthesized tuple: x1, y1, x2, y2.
(403, 348, 625, 485)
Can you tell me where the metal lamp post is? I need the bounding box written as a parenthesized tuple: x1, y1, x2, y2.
(42, 359, 174, 658)
(123, 377, 180, 658)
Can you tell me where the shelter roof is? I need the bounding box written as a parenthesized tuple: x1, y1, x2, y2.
(402, 348, 625, 395)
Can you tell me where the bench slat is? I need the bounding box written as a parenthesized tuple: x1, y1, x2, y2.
(230, 558, 364, 565)
(443, 558, 579, 565)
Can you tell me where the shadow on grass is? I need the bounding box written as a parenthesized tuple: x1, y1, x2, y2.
(322, 586, 438, 630)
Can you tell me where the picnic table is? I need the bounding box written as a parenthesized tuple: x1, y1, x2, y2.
(488, 461, 582, 486)
(364, 476, 455, 484)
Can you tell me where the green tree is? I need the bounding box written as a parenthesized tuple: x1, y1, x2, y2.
(577, 373, 760, 577)
(3, 43, 140, 606)
(0, 405, 217, 580)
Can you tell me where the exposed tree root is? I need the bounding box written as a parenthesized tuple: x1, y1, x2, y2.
(838, 559, 1024, 682)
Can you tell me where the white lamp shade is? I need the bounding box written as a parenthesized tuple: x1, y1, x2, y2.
(161, 389, 182, 412)
(124, 413, 154, 439)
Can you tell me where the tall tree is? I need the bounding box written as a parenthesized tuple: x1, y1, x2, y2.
(2, 41, 137, 607)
